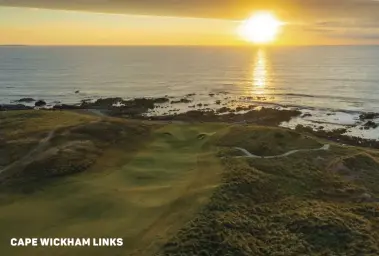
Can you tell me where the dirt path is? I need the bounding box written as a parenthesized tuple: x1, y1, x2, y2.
(0, 118, 105, 176)
(0, 121, 222, 256)
(0, 130, 56, 175)
(234, 144, 330, 159)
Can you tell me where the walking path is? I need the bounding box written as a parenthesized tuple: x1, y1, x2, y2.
(234, 144, 330, 159)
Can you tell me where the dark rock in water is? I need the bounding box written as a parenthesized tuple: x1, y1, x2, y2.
(296, 124, 379, 149)
(75, 90, 80, 94)
(236, 105, 255, 112)
(92, 97, 167, 109)
(296, 125, 348, 136)
(83, 97, 123, 108)
(35, 100, 47, 107)
(150, 107, 301, 126)
(360, 112, 379, 120)
(81, 99, 92, 104)
(104, 97, 170, 117)
(301, 113, 313, 118)
(217, 107, 231, 114)
(363, 121, 378, 130)
(154, 97, 170, 104)
(197, 103, 203, 107)
(81, 96, 167, 109)
(209, 93, 215, 97)
(171, 98, 192, 104)
(215, 100, 222, 105)
(112, 107, 147, 116)
(138, 98, 152, 107)
(186, 93, 196, 97)
(53, 104, 82, 110)
(332, 128, 348, 135)
(326, 113, 335, 116)
(319, 126, 325, 130)
(0, 104, 33, 111)
(133, 98, 167, 108)
(15, 98, 36, 103)
(295, 125, 314, 133)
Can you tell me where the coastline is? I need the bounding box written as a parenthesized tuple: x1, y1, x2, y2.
(1, 93, 378, 148)
(1, 108, 379, 255)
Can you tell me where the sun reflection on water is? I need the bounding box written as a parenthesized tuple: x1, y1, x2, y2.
(252, 49, 268, 95)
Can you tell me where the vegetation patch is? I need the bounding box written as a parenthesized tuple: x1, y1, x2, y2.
(159, 138, 379, 255)
(2, 111, 379, 255)
(149, 107, 301, 126)
(0, 114, 223, 255)
(0, 111, 152, 192)
(328, 153, 379, 196)
(216, 125, 322, 156)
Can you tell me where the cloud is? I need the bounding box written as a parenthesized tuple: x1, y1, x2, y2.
(295, 19, 379, 42)
(1, 0, 379, 21)
(2, 0, 379, 43)
(313, 19, 379, 30)
(330, 31, 379, 41)
(343, 34, 379, 40)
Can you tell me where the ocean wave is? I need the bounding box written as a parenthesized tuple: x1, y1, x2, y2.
(265, 93, 378, 103)
(238, 98, 363, 115)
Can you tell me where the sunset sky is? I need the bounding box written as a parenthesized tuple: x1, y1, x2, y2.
(1, 0, 379, 45)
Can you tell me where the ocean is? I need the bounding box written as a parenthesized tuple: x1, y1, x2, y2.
(1, 45, 379, 138)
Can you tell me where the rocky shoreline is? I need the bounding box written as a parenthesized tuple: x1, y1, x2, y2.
(2, 94, 379, 148)
(295, 125, 379, 149)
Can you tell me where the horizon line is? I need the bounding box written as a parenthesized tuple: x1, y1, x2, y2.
(1, 44, 379, 47)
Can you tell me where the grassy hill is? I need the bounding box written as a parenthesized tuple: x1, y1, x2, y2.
(0, 111, 223, 255)
(161, 128, 379, 256)
(0, 110, 378, 255)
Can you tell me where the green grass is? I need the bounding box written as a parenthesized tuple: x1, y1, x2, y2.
(215, 125, 322, 156)
(328, 153, 379, 195)
(0, 110, 97, 168)
(0, 112, 225, 256)
(1, 111, 379, 256)
(159, 143, 379, 256)
(0, 110, 95, 140)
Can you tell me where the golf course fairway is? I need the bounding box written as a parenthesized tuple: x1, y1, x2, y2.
(1, 111, 379, 255)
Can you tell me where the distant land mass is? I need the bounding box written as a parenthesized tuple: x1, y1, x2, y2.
(0, 45, 27, 47)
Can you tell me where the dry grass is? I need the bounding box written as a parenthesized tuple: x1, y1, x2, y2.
(215, 125, 322, 156)
(159, 128, 379, 256)
(1, 111, 379, 256)
(0, 112, 223, 256)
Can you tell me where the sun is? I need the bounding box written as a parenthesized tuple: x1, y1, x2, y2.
(238, 12, 283, 44)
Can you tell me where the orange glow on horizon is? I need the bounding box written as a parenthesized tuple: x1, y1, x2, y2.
(1, 7, 377, 46)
